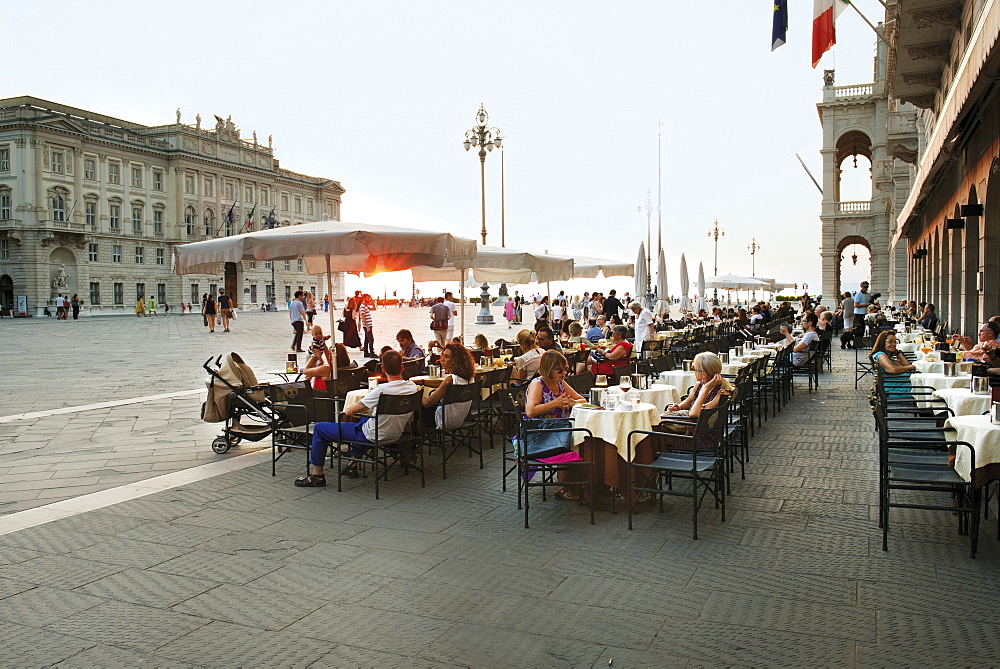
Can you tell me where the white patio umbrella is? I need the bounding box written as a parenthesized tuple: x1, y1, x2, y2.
(709, 275, 767, 305)
(176, 220, 477, 378)
(409, 246, 573, 339)
(544, 254, 635, 316)
(679, 254, 690, 312)
(655, 247, 670, 317)
(696, 262, 707, 313)
(634, 242, 648, 307)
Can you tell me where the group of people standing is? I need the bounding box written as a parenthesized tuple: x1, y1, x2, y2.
(51, 294, 82, 320)
(199, 290, 234, 333)
(292, 291, 376, 357)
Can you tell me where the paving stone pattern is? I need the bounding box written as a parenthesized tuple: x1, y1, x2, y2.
(0, 325, 998, 664)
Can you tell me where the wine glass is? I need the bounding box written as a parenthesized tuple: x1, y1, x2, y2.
(595, 374, 608, 387)
(619, 374, 632, 394)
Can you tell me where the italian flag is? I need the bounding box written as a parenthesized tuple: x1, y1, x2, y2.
(812, 0, 850, 67)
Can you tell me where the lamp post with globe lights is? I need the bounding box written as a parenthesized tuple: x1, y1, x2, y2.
(463, 105, 502, 246)
(748, 237, 761, 300)
(707, 219, 724, 305)
(464, 105, 501, 324)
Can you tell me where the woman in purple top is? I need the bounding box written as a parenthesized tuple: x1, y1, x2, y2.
(525, 350, 585, 499)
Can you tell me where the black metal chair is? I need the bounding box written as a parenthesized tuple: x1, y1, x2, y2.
(790, 340, 821, 392)
(626, 398, 730, 539)
(333, 390, 424, 499)
(515, 415, 595, 529)
(854, 336, 875, 389)
(424, 381, 483, 478)
(873, 398, 980, 557)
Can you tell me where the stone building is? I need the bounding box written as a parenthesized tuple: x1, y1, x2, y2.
(0, 97, 346, 316)
(820, 1, 1000, 334)
(887, 0, 1000, 334)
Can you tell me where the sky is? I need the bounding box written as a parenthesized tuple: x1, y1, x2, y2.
(8, 0, 887, 301)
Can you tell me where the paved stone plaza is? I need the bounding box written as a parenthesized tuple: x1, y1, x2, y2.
(0, 311, 998, 666)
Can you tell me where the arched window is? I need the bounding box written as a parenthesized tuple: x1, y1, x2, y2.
(185, 206, 197, 236)
(52, 195, 66, 221)
(204, 208, 215, 236)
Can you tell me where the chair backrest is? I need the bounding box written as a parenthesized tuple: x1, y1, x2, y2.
(402, 359, 422, 380)
(267, 382, 312, 405)
(325, 376, 355, 399)
(341, 366, 369, 391)
(441, 381, 482, 405)
(565, 371, 594, 395)
(641, 339, 663, 355)
(691, 396, 730, 448)
(375, 389, 424, 416)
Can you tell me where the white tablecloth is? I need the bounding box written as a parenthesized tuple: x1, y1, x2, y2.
(587, 386, 678, 411)
(913, 360, 945, 374)
(943, 414, 1000, 482)
(933, 387, 992, 417)
(655, 371, 695, 394)
(897, 343, 920, 353)
(571, 402, 660, 460)
(910, 372, 971, 392)
(722, 362, 750, 376)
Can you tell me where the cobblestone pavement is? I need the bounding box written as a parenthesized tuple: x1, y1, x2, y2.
(0, 324, 998, 665)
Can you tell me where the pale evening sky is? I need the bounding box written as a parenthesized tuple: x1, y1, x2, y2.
(8, 0, 887, 300)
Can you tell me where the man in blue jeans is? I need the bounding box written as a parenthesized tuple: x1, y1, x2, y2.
(289, 290, 306, 352)
(294, 350, 419, 487)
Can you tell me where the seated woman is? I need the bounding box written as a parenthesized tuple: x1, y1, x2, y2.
(870, 330, 915, 397)
(421, 342, 476, 429)
(779, 312, 820, 367)
(564, 321, 594, 374)
(662, 351, 732, 449)
(472, 333, 490, 351)
(589, 325, 633, 377)
(511, 329, 544, 381)
(524, 350, 586, 500)
(816, 310, 834, 332)
(302, 343, 358, 390)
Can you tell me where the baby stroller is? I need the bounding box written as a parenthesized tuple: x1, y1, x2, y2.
(202, 352, 274, 453)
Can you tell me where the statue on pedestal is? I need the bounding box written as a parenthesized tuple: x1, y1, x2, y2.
(51, 264, 69, 296)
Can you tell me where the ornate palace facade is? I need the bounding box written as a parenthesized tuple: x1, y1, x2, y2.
(0, 97, 346, 316)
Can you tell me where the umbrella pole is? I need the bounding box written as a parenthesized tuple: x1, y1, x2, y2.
(460, 270, 465, 343)
(326, 254, 337, 381)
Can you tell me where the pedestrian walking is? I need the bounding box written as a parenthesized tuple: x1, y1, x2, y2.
(444, 291, 457, 342)
(504, 296, 516, 328)
(430, 296, 450, 346)
(359, 294, 375, 357)
(135, 297, 146, 317)
(341, 296, 363, 351)
(70, 294, 81, 320)
(305, 292, 317, 326)
(218, 289, 233, 332)
(203, 294, 217, 332)
(147, 296, 157, 317)
(289, 290, 306, 351)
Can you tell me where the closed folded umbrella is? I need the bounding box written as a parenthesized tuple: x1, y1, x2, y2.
(679, 254, 690, 312)
(634, 242, 648, 307)
(655, 247, 670, 316)
(696, 262, 706, 313)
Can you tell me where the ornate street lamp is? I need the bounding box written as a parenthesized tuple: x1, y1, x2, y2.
(638, 188, 654, 309)
(707, 219, 724, 305)
(464, 105, 501, 326)
(463, 104, 502, 245)
(748, 237, 761, 300)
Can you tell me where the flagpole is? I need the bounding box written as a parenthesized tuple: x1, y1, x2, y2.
(873, 0, 899, 21)
(848, 2, 891, 44)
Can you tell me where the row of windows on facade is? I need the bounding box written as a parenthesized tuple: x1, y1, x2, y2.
(83, 282, 315, 307)
(0, 189, 300, 239)
(0, 147, 336, 217)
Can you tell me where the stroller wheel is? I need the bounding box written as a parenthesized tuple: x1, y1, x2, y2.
(212, 437, 231, 454)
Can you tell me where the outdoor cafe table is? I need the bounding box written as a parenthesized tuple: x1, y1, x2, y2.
(911, 372, 971, 409)
(943, 413, 1000, 485)
(933, 387, 992, 417)
(655, 371, 695, 395)
(722, 362, 750, 376)
(571, 402, 661, 494)
(591, 385, 678, 411)
(897, 343, 921, 353)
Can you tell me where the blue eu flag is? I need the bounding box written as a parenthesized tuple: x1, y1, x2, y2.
(772, 0, 788, 51)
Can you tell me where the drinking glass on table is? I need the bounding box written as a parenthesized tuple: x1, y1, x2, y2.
(619, 374, 632, 394)
(595, 374, 608, 387)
